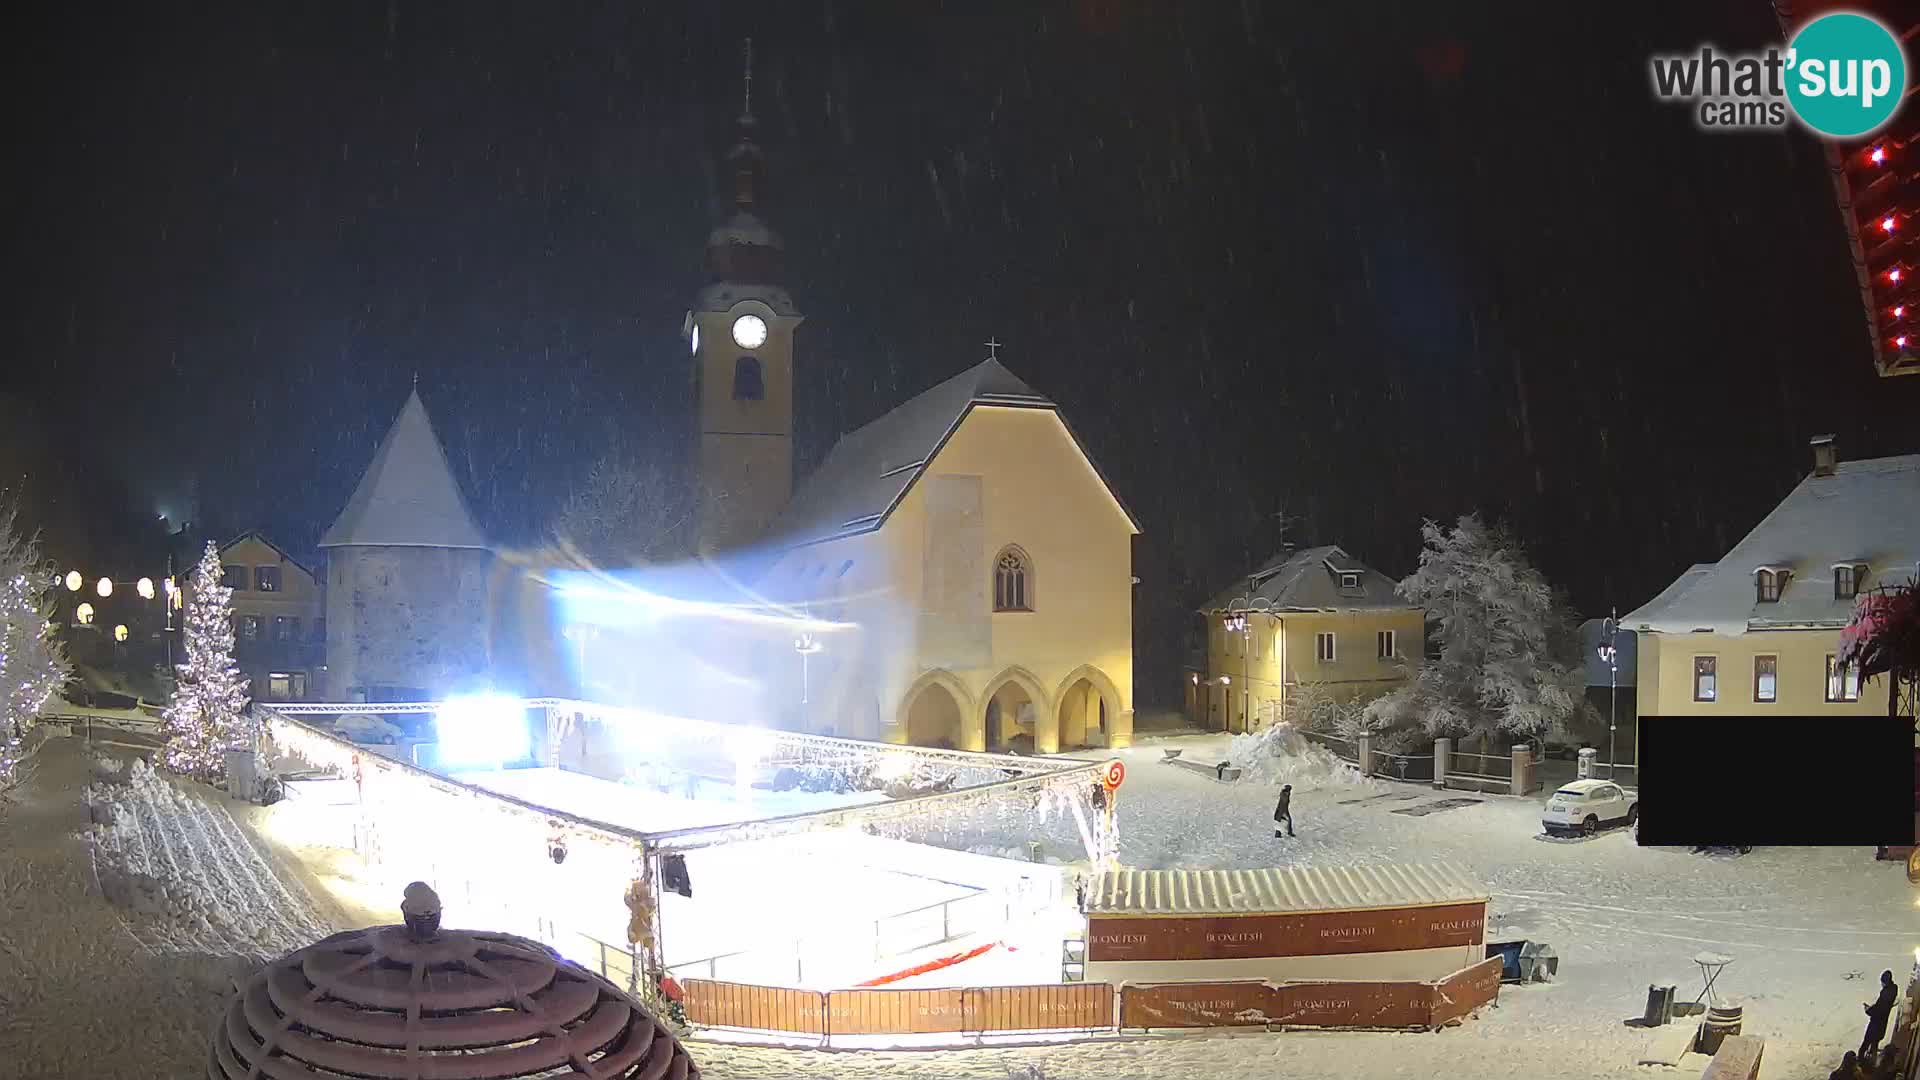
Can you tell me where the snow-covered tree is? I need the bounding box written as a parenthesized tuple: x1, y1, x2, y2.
(0, 501, 72, 789)
(163, 541, 252, 782)
(549, 454, 694, 567)
(1364, 514, 1589, 744)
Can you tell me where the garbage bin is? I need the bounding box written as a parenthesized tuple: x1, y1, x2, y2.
(1488, 941, 1528, 983)
(1696, 1003, 1743, 1054)
(1643, 984, 1677, 1027)
(1520, 942, 1558, 982)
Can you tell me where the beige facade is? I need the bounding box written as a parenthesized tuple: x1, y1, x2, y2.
(756, 403, 1137, 752)
(689, 298, 800, 554)
(196, 533, 325, 702)
(1195, 546, 1423, 734)
(1636, 629, 1889, 717)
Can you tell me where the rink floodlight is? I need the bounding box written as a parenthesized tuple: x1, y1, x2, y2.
(435, 693, 531, 770)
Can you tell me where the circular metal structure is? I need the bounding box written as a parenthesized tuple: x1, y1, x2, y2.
(210, 884, 697, 1080)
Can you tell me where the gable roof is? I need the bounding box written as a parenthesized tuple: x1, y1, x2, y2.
(320, 390, 488, 550)
(1624, 454, 1920, 635)
(764, 358, 1140, 549)
(219, 531, 318, 582)
(1200, 545, 1411, 614)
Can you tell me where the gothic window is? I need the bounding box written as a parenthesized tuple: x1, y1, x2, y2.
(993, 546, 1032, 612)
(732, 356, 764, 400)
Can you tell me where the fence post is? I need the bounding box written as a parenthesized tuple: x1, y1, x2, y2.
(1510, 745, 1528, 796)
(1357, 734, 1373, 777)
(1433, 737, 1450, 790)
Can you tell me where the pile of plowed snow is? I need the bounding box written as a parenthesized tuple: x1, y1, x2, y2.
(1226, 724, 1384, 790)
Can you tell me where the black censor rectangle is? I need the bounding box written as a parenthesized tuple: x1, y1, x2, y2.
(1637, 716, 1915, 847)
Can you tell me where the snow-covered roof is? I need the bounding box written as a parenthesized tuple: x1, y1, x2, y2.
(1085, 862, 1487, 916)
(1200, 545, 1410, 614)
(1624, 454, 1920, 635)
(319, 390, 488, 550)
(763, 358, 1140, 549)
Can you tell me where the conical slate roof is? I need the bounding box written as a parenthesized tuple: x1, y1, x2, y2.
(320, 390, 487, 550)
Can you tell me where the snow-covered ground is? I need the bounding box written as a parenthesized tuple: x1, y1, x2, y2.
(1, 725, 1909, 1079)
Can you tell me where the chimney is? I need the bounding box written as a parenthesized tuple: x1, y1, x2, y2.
(1810, 434, 1838, 478)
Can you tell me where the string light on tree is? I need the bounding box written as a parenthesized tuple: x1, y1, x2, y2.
(163, 541, 253, 782)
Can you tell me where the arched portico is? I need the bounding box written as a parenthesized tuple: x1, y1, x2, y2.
(1054, 664, 1127, 751)
(893, 669, 981, 750)
(980, 666, 1051, 752)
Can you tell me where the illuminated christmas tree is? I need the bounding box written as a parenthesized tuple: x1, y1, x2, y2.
(0, 502, 72, 789)
(163, 541, 252, 781)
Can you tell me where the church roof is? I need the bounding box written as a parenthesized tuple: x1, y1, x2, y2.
(765, 358, 1138, 549)
(320, 390, 488, 550)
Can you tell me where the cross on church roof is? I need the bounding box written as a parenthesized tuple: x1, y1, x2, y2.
(983, 337, 1002, 361)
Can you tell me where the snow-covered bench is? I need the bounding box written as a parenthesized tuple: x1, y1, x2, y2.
(1698, 1034, 1762, 1080)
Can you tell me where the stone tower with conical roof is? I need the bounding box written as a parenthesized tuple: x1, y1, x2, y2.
(320, 389, 492, 701)
(683, 38, 804, 555)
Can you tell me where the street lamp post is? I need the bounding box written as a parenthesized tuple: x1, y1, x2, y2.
(794, 633, 824, 724)
(1597, 608, 1621, 779)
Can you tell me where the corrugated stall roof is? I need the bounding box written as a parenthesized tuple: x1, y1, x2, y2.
(1086, 862, 1487, 916)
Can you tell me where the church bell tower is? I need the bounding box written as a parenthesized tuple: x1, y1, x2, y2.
(686, 39, 802, 555)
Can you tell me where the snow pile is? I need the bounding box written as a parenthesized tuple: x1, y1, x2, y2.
(80, 756, 334, 955)
(1226, 724, 1383, 790)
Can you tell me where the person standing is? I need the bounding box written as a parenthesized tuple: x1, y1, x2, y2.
(1273, 784, 1295, 838)
(1861, 969, 1898, 1061)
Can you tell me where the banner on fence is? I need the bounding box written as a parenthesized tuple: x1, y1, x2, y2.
(967, 983, 1113, 1032)
(684, 979, 824, 1034)
(826, 988, 968, 1035)
(1088, 901, 1487, 962)
(1118, 981, 1276, 1028)
(1429, 956, 1503, 1025)
(1269, 979, 1430, 1029)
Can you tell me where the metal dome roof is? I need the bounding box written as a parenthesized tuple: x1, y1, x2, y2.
(209, 885, 696, 1080)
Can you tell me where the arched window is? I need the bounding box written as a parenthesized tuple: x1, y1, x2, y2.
(732, 356, 764, 400)
(993, 546, 1033, 612)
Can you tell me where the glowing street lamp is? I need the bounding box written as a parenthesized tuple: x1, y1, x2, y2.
(75, 602, 95, 626)
(96, 577, 112, 598)
(794, 633, 824, 705)
(136, 577, 155, 600)
(65, 571, 81, 592)
(113, 624, 129, 642)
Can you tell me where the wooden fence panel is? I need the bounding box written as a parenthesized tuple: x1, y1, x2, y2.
(684, 979, 825, 1034)
(1430, 956, 1503, 1025)
(826, 988, 968, 1035)
(1270, 979, 1431, 1029)
(1119, 982, 1278, 1028)
(1088, 902, 1486, 962)
(966, 984, 1113, 1032)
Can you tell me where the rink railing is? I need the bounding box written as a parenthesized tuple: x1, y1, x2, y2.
(680, 955, 1502, 1042)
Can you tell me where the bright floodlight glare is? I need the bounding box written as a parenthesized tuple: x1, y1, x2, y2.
(96, 577, 112, 598)
(435, 694, 531, 770)
(65, 571, 81, 592)
(137, 577, 155, 599)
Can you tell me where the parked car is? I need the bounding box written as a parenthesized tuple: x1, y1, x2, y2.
(1542, 779, 1638, 837)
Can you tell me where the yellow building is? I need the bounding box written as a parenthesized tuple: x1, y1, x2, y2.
(198, 532, 325, 702)
(1194, 546, 1425, 734)
(1625, 437, 1919, 721)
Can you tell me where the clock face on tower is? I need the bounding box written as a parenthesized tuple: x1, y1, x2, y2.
(731, 314, 768, 349)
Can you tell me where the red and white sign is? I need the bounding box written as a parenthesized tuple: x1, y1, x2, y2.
(1103, 760, 1126, 791)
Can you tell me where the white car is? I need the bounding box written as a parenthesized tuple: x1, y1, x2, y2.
(1543, 779, 1638, 837)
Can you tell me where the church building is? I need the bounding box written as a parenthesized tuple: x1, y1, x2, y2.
(663, 71, 1141, 751)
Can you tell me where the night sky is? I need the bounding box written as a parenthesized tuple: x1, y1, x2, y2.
(5, 2, 1917, 706)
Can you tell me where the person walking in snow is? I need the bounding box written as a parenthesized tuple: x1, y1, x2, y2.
(1273, 784, 1295, 838)
(1861, 969, 1898, 1061)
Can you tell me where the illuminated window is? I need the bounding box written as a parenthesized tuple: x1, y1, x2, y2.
(732, 356, 764, 400)
(993, 546, 1032, 612)
(1692, 656, 1717, 702)
(255, 565, 281, 592)
(1753, 655, 1776, 703)
(1826, 655, 1861, 703)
